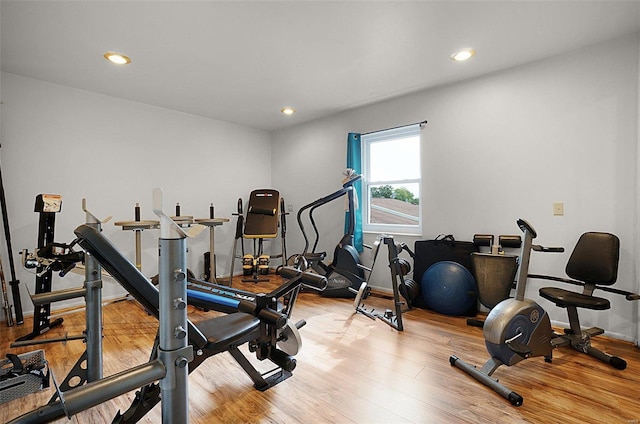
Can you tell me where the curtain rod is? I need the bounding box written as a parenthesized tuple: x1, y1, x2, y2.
(361, 120, 427, 136)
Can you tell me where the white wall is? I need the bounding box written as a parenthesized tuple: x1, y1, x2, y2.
(637, 31, 640, 344)
(1, 34, 638, 342)
(0, 72, 272, 318)
(272, 34, 640, 342)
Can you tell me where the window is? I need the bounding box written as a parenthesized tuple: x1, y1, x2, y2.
(362, 124, 421, 235)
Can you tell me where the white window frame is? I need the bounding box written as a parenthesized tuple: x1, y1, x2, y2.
(361, 124, 422, 235)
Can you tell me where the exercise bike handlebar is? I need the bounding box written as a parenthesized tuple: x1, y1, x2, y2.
(532, 245, 565, 253)
(297, 186, 354, 255)
(517, 219, 564, 252)
(528, 273, 640, 301)
(516, 218, 537, 238)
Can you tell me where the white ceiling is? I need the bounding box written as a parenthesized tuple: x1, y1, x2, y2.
(2, 1, 639, 131)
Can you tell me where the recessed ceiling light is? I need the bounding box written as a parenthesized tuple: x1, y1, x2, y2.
(281, 107, 296, 116)
(104, 52, 131, 65)
(450, 48, 476, 62)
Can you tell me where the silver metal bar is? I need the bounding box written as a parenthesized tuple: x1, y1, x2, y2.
(31, 287, 86, 305)
(154, 188, 192, 423)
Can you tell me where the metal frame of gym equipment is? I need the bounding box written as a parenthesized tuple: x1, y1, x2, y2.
(15, 195, 65, 342)
(11, 200, 109, 391)
(229, 192, 288, 286)
(196, 203, 230, 284)
(449, 219, 563, 406)
(450, 220, 640, 406)
(114, 202, 158, 272)
(289, 171, 369, 298)
(353, 235, 418, 331)
(115, 202, 249, 303)
(115, 202, 229, 284)
(108, 265, 324, 424)
(9, 189, 193, 424)
(170, 202, 231, 285)
(9, 189, 326, 424)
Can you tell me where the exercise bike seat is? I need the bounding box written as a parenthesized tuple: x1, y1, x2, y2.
(538, 231, 618, 312)
(539, 287, 610, 310)
(195, 313, 261, 354)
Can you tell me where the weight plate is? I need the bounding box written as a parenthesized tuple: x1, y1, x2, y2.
(278, 320, 303, 356)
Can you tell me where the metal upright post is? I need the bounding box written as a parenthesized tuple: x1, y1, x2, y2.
(514, 225, 534, 302)
(153, 188, 193, 423)
(82, 199, 107, 382)
(385, 236, 405, 331)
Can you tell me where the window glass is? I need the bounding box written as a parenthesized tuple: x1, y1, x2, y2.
(362, 125, 421, 235)
(369, 136, 420, 181)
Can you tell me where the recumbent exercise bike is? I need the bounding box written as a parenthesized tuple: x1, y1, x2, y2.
(450, 218, 639, 406)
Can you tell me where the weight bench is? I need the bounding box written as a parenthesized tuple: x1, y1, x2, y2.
(72, 224, 324, 423)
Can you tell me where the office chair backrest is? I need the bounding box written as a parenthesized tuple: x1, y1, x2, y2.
(565, 232, 619, 286)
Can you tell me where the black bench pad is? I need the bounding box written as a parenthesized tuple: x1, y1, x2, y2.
(195, 313, 260, 354)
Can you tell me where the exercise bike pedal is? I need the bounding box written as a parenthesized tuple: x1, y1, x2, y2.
(506, 341, 533, 358)
(466, 318, 485, 328)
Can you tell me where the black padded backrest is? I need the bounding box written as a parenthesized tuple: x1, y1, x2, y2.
(74, 224, 208, 348)
(244, 189, 280, 238)
(566, 232, 619, 286)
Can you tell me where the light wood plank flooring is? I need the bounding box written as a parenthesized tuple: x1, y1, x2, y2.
(1, 277, 640, 423)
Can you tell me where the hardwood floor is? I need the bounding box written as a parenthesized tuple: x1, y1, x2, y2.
(1, 277, 640, 423)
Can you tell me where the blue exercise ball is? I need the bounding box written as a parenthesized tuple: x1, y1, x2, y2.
(421, 261, 477, 316)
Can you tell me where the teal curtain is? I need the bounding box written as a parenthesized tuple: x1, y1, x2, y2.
(346, 132, 363, 253)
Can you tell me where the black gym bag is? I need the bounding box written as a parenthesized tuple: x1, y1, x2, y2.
(412, 234, 478, 313)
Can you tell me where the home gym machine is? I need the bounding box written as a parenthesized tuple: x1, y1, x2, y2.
(353, 235, 419, 331)
(229, 190, 288, 285)
(449, 219, 563, 406)
(289, 170, 367, 297)
(11, 200, 109, 392)
(9, 189, 195, 424)
(15, 194, 65, 342)
(8, 189, 326, 424)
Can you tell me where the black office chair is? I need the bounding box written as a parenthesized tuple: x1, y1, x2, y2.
(530, 231, 638, 370)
